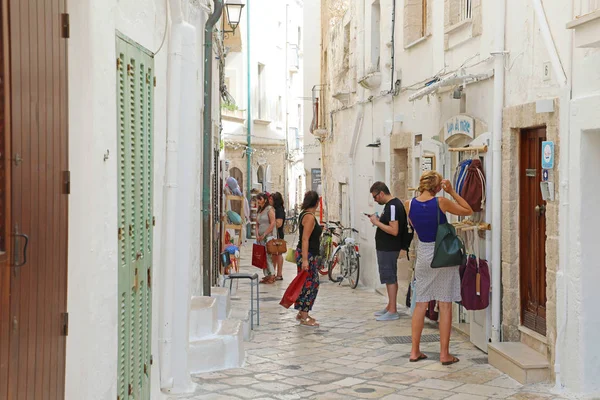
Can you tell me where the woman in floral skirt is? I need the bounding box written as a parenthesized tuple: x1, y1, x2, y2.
(295, 190, 322, 327)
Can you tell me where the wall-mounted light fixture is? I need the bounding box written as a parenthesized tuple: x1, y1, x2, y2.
(452, 85, 463, 100)
(366, 139, 381, 148)
(223, 0, 245, 36)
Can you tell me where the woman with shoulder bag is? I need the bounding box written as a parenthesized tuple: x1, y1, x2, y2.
(271, 192, 286, 280)
(405, 171, 472, 365)
(256, 193, 277, 284)
(294, 191, 323, 327)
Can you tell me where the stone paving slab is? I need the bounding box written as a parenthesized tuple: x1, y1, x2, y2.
(172, 239, 580, 400)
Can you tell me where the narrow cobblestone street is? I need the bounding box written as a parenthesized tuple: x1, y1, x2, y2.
(176, 241, 574, 400)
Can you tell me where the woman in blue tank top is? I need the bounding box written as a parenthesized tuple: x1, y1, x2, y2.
(406, 171, 473, 366)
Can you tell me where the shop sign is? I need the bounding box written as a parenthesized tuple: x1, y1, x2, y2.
(311, 168, 322, 192)
(445, 115, 474, 141)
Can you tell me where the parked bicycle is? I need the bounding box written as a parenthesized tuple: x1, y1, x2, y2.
(327, 222, 360, 289)
(316, 221, 341, 276)
(284, 210, 299, 234)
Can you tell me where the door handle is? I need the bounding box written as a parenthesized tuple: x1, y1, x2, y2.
(13, 225, 29, 267)
(534, 205, 546, 216)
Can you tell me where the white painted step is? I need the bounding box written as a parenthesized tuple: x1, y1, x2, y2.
(229, 306, 252, 341)
(210, 287, 231, 321)
(188, 319, 244, 374)
(189, 296, 218, 339)
(488, 342, 550, 384)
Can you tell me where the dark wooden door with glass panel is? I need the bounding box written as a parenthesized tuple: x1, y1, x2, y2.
(0, 0, 69, 398)
(519, 127, 547, 336)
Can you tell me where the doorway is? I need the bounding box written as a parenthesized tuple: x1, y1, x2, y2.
(0, 0, 70, 398)
(519, 127, 547, 336)
(229, 167, 243, 191)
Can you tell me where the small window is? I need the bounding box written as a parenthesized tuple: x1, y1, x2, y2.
(458, 0, 472, 23)
(343, 22, 351, 70)
(404, 0, 428, 47)
(257, 64, 266, 119)
(586, 0, 600, 13)
(370, 1, 381, 71)
(277, 96, 282, 123)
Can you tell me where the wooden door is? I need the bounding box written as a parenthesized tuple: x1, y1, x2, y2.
(519, 128, 547, 336)
(1, 0, 70, 398)
(0, 0, 13, 396)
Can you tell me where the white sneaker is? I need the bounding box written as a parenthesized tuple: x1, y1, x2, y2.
(376, 311, 400, 321)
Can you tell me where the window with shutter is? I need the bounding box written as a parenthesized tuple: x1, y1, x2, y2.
(116, 34, 154, 400)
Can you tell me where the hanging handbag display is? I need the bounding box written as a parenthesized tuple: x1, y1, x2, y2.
(461, 249, 491, 311)
(431, 198, 466, 268)
(251, 243, 267, 269)
(266, 238, 287, 255)
(280, 270, 309, 308)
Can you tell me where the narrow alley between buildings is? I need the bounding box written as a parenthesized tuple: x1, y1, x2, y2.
(177, 241, 568, 400)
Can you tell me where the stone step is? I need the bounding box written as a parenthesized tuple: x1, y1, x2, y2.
(188, 319, 244, 375)
(210, 286, 231, 321)
(488, 342, 550, 384)
(189, 296, 218, 339)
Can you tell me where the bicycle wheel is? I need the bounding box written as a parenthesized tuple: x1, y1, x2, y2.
(317, 236, 331, 275)
(290, 217, 298, 233)
(346, 247, 360, 289)
(328, 247, 342, 282)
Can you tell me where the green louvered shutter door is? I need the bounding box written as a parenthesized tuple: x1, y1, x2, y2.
(117, 38, 131, 400)
(117, 35, 154, 400)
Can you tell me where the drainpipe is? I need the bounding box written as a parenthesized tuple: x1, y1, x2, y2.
(284, 4, 289, 208)
(531, 0, 568, 87)
(490, 0, 506, 343)
(159, 0, 196, 392)
(246, 0, 252, 207)
(202, 0, 224, 296)
(552, 0, 573, 390)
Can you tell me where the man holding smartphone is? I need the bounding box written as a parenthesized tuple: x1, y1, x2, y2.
(368, 181, 407, 321)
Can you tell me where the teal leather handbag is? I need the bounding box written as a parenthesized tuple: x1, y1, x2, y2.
(431, 198, 466, 268)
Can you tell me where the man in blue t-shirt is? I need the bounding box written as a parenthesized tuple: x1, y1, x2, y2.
(368, 181, 407, 321)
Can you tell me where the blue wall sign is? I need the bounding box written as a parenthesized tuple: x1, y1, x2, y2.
(445, 115, 474, 141)
(541, 141, 554, 169)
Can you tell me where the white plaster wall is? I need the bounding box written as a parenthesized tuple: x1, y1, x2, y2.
(561, 23, 600, 390)
(504, 0, 572, 106)
(303, 0, 322, 191)
(66, 0, 213, 398)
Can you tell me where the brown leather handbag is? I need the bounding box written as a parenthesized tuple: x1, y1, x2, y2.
(266, 238, 287, 255)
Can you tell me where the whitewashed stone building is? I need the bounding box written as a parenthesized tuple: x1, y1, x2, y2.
(316, 0, 600, 396)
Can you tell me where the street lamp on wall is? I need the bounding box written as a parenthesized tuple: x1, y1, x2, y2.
(223, 0, 245, 36)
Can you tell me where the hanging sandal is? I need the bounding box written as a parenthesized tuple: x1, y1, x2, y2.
(300, 317, 319, 327)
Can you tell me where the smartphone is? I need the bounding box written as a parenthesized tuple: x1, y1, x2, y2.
(363, 212, 372, 217)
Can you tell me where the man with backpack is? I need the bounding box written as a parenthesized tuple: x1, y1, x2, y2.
(368, 182, 412, 321)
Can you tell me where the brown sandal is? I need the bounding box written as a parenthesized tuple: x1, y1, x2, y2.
(300, 317, 319, 327)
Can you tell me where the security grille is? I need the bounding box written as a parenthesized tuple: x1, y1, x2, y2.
(383, 334, 440, 345)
